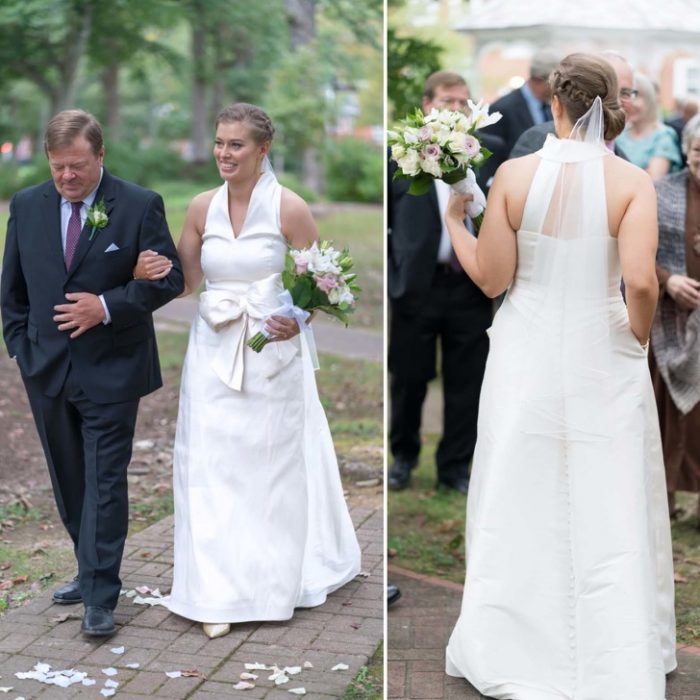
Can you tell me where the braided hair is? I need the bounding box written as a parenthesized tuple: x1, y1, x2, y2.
(549, 54, 626, 141)
(215, 103, 275, 145)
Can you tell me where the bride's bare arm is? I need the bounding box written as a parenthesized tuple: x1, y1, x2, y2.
(280, 188, 319, 248)
(176, 192, 210, 296)
(445, 165, 517, 298)
(617, 173, 659, 345)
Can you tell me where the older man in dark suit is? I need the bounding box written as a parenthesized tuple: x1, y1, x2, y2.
(388, 71, 505, 494)
(1, 110, 183, 636)
(480, 50, 560, 165)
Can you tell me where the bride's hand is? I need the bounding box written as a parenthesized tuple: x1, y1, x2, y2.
(445, 192, 473, 223)
(133, 250, 173, 280)
(265, 315, 300, 342)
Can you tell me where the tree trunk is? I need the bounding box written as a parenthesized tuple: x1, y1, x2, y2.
(190, 23, 209, 163)
(284, 0, 317, 50)
(302, 145, 323, 195)
(102, 62, 121, 139)
(58, 4, 94, 111)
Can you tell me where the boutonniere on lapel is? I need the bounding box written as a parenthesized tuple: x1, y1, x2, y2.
(86, 198, 109, 240)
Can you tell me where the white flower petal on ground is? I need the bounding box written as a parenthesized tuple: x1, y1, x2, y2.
(303, 661, 313, 669)
(288, 688, 307, 695)
(82, 679, 97, 686)
(0, 688, 12, 693)
(132, 595, 168, 607)
(101, 668, 118, 677)
(283, 666, 302, 675)
(100, 689, 115, 698)
(274, 674, 290, 686)
(244, 663, 269, 671)
(233, 681, 256, 690)
(125, 663, 140, 669)
(240, 673, 258, 680)
(165, 671, 181, 679)
(331, 663, 349, 671)
(110, 646, 125, 655)
(105, 680, 119, 689)
(124, 589, 137, 598)
(35, 663, 50, 674)
(357, 571, 370, 578)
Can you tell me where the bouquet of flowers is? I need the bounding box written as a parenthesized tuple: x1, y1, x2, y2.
(247, 240, 359, 353)
(388, 100, 502, 229)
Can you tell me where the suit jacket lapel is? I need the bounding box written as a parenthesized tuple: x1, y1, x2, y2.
(41, 184, 65, 269)
(66, 169, 116, 279)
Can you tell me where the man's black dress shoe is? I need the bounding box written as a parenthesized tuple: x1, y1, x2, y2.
(81, 606, 116, 637)
(436, 477, 469, 495)
(388, 459, 416, 491)
(52, 576, 82, 605)
(387, 583, 402, 607)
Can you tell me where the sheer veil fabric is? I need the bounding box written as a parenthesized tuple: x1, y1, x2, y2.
(445, 98, 676, 699)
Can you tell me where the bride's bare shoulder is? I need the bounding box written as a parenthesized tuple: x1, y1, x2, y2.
(604, 155, 655, 199)
(493, 154, 541, 190)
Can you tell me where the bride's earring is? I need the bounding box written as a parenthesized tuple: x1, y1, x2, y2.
(202, 622, 231, 639)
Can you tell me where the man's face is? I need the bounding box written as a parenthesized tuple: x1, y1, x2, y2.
(612, 61, 636, 120)
(529, 75, 552, 102)
(423, 84, 470, 113)
(47, 135, 103, 202)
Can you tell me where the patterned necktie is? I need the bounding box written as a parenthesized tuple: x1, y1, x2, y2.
(64, 201, 83, 270)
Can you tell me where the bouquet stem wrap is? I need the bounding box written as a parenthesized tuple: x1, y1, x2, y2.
(248, 290, 320, 370)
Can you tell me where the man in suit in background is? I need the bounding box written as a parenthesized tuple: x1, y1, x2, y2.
(509, 52, 636, 159)
(388, 71, 504, 494)
(1, 110, 183, 637)
(481, 49, 560, 165)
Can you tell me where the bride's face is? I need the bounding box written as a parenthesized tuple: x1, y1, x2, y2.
(213, 121, 269, 183)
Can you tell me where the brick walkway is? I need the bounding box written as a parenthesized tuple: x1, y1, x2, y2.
(388, 566, 700, 699)
(0, 507, 383, 699)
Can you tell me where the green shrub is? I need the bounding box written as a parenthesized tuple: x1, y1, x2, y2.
(324, 138, 382, 203)
(276, 171, 318, 203)
(0, 159, 52, 199)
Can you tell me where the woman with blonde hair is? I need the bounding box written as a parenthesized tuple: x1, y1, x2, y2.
(137, 103, 361, 638)
(617, 72, 682, 180)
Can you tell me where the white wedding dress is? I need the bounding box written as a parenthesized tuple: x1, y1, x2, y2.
(166, 166, 361, 623)
(446, 101, 676, 699)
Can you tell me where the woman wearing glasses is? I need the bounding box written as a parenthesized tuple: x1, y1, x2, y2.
(617, 73, 682, 180)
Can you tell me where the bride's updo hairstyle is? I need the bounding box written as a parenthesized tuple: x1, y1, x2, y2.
(549, 53, 626, 141)
(215, 103, 275, 145)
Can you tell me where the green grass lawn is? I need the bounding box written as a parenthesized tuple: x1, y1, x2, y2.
(0, 181, 383, 332)
(389, 436, 700, 648)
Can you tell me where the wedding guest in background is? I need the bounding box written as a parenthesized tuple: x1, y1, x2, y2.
(510, 51, 635, 159)
(481, 49, 560, 165)
(666, 97, 698, 167)
(616, 72, 682, 180)
(651, 114, 700, 526)
(387, 70, 504, 494)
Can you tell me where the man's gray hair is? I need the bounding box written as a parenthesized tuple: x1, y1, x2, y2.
(682, 113, 700, 155)
(530, 50, 560, 80)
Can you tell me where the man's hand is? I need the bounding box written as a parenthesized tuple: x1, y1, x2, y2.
(53, 292, 106, 338)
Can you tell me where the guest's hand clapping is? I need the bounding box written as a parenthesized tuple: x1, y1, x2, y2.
(666, 274, 700, 310)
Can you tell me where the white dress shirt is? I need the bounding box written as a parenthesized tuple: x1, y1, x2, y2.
(60, 168, 111, 323)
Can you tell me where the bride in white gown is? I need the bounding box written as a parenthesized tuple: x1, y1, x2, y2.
(443, 54, 676, 699)
(137, 103, 361, 638)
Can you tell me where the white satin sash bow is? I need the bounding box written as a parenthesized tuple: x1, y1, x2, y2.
(198, 278, 298, 391)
